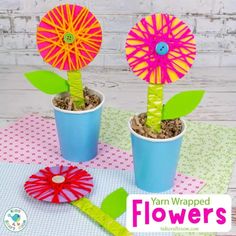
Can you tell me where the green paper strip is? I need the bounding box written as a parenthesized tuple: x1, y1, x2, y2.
(67, 71, 85, 109)
(71, 198, 132, 236)
(101, 188, 128, 219)
(146, 83, 163, 133)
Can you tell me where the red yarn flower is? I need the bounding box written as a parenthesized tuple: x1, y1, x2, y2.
(24, 166, 93, 203)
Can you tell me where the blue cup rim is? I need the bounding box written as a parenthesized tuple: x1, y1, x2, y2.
(51, 88, 105, 114)
(128, 117, 186, 143)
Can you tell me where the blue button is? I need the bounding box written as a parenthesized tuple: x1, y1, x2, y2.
(155, 42, 169, 56)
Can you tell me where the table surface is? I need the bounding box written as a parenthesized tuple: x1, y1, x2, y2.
(0, 65, 236, 235)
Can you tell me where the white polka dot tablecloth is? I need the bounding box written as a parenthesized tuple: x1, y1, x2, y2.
(0, 114, 205, 194)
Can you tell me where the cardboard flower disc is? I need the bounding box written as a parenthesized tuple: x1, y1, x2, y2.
(24, 166, 93, 203)
(125, 14, 196, 84)
(37, 4, 102, 71)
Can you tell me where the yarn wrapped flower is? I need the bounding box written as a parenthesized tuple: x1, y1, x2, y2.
(37, 4, 102, 71)
(126, 13, 196, 85)
(125, 14, 200, 133)
(24, 4, 103, 109)
(24, 166, 132, 235)
(24, 166, 93, 203)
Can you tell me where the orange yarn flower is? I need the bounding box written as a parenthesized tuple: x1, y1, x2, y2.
(37, 4, 102, 71)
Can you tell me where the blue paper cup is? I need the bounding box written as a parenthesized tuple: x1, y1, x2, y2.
(129, 119, 186, 193)
(52, 89, 104, 162)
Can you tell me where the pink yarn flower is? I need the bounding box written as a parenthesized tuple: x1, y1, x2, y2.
(126, 14, 196, 84)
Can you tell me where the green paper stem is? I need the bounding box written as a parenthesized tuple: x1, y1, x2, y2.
(71, 198, 132, 236)
(67, 71, 85, 109)
(146, 83, 163, 133)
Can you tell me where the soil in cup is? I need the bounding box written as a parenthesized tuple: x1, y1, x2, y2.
(131, 113, 183, 139)
(53, 87, 101, 111)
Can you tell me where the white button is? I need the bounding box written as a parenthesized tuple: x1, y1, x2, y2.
(52, 175, 65, 184)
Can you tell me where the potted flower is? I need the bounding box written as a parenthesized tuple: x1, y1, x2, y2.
(125, 13, 204, 192)
(25, 4, 104, 162)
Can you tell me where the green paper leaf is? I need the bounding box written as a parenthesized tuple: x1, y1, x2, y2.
(101, 188, 128, 219)
(162, 90, 205, 120)
(24, 70, 69, 94)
